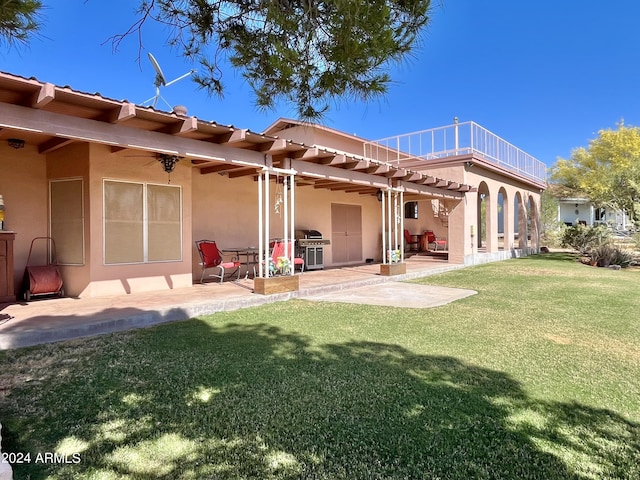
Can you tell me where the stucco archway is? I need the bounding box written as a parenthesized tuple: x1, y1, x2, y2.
(497, 187, 507, 250)
(477, 181, 500, 252)
(527, 194, 540, 250)
(514, 191, 527, 249)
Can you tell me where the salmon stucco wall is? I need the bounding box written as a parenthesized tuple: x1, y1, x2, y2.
(2, 141, 196, 299)
(0, 143, 48, 294)
(46, 142, 92, 297)
(78, 146, 193, 297)
(269, 124, 367, 157)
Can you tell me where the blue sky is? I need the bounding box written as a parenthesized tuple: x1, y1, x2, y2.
(1, 1, 639, 168)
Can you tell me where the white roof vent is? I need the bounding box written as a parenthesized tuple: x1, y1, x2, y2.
(173, 105, 188, 116)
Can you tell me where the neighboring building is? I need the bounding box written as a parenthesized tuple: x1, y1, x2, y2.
(0, 71, 545, 300)
(557, 197, 630, 230)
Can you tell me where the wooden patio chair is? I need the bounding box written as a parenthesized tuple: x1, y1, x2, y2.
(404, 229, 421, 252)
(195, 240, 242, 283)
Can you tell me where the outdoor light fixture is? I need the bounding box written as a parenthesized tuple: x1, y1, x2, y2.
(157, 153, 181, 173)
(465, 161, 474, 168)
(8, 138, 25, 149)
(376, 189, 383, 202)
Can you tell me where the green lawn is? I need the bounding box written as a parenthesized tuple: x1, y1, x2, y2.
(1, 253, 639, 479)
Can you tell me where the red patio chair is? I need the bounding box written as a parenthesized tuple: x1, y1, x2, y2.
(195, 240, 242, 283)
(271, 240, 305, 273)
(404, 229, 421, 252)
(425, 230, 447, 251)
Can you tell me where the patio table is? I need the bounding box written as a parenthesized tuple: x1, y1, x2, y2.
(222, 247, 260, 279)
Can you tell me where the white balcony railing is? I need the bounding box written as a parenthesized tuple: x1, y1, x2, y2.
(364, 121, 546, 184)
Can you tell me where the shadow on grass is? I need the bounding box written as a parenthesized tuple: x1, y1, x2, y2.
(2, 321, 638, 479)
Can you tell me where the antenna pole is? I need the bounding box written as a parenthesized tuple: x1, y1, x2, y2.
(165, 70, 196, 87)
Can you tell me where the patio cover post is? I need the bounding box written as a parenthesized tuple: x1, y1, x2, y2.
(381, 190, 386, 264)
(387, 189, 392, 262)
(280, 171, 295, 276)
(289, 172, 295, 275)
(283, 172, 288, 267)
(258, 166, 297, 278)
(399, 190, 405, 262)
(258, 172, 263, 277)
(264, 169, 270, 277)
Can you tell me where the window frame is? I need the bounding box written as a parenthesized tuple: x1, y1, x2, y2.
(49, 178, 85, 266)
(103, 179, 183, 265)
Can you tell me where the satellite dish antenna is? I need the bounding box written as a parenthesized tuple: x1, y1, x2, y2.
(143, 52, 196, 109)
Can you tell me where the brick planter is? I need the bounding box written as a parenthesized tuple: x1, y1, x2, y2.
(254, 274, 300, 295)
(380, 262, 407, 276)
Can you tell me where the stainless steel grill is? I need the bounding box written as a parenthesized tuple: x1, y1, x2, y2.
(295, 229, 330, 270)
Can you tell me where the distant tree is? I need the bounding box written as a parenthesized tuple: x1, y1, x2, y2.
(550, 121, 640, 225)
(116, 0, 434, 120)
(539, 188, 563, 246)
(0, 0, 42, 48)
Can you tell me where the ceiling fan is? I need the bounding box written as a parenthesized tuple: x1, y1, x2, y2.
(142, 52, 196, 109)
(123, 151, 185, 183)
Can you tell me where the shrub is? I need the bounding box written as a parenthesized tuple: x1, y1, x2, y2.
(561, 224, 611, 254)
(610, 247, 635, 267)
(541, 223, 566, 248)
(588, 244, 634, 268)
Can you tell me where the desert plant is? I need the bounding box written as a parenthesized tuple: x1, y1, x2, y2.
(588, 243, 633, 268)
(589, 243, 616, 267)
(609, 247, 635, 267)
(561, 224, 611, 254)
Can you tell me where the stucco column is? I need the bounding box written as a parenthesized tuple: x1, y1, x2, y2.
(518, 198, 528, 249)
(448, 194, 474, 263)
(485, 193, 499, 253)
(503, 193, 514, 250)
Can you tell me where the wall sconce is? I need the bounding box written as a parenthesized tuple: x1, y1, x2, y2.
(376, 189, 383, 202)
(8, 138, 25, 149)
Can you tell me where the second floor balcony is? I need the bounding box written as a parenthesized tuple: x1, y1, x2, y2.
(364, 121, 547, 185)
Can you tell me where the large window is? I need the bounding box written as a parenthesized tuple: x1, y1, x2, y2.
(104, 180, 182, 264)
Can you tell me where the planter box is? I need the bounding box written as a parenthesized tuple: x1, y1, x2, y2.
(254, 274, 300, 295)
(380, 262, 407, 276)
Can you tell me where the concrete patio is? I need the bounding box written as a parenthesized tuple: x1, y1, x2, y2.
(0, 256, 467, 350)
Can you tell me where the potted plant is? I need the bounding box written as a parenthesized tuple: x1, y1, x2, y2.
(380, 249, 406, 276)
(254, 256, 300, 294)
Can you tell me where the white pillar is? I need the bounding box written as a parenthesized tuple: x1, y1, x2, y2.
(258, 173, 263, 277)
(381, 191, 387, 264)
(288, 173, 296, 275)
(400, 190, 405, 261)
(387, 189, 393, 262)
(264, 170, 270, 277)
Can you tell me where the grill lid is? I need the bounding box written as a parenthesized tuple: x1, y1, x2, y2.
(295, 229, 323, 239)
